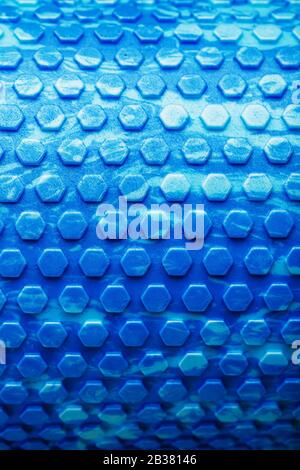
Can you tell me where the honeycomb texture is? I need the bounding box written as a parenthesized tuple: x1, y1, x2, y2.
(0, 0, 299, 451)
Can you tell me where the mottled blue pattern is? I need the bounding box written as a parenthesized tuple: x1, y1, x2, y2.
(0, 0, 299, 451)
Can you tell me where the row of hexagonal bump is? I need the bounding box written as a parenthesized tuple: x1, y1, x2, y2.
(0, 277, 295, 314)
(10, 71, 294, 102)
(1, 317, 299, 350)
(5, 19, 300, 49)
(0, 346, 293, 379)
(1, 103, 299, 132)
(0, 172, 299, 204)
(8, 136, 296, 168)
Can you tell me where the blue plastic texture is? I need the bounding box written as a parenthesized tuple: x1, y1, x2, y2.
(0, 0, 299, 451)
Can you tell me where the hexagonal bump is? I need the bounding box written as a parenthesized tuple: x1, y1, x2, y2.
(259, 351, 288, 375)
(141, 137, 169, 165)
(264, 209, 293, 238)
(139, 352, 168, 376)
(141, 284, 171, 313)
(79, 249, 110, 277)
(177, 74, 206, 99)
(136, 74, 166, 99)
(37, 322, 67, 348)
(219, 352, 248, 376)
(35, 105, 65, 132)
(160, 105, 189, 130)
(218, 74, 246, 98)
(263, 283, 293, 312)
(223, 284, 253, 312)
(118, 105, 148, 131)
(0, 249, 26, 278)
(119, 321, 149, 347)
(58, 138, 87, 166)
(241, 320, 270, 346)
(159, 321, 190, 347)
(202, 174, 231, 202)
(17, 354, 47, 378)
(35, 174, 66, 203)
(59, 285, 89, 314)
(119, 174, 149, 202)
(14, 74, 43, 99)
(17, 286, 47, 314)
(15, 211, 45, 240)
(57, 211, 87, 240)
(155, 48, 183, 69)
(244, 247, 273, 276)
(162, 248, 192, 277)
(196, 47, 224, 69)
(37, 249, 68, 278)
(58, 353, 87, 378)
(99, 352, 128, 377)
(96, 74, 125, 99)
(258, 74, 287, 98)
(243, 173, 272, 201)
(160, 173, 190, 202)
(182, 284, 212, 312)
(118, 380, 147, 403)
(121, 248, 150, 277)
(100, 285, 130, 313)
(77, 105, 107, 131)
(78, 322, 108, 347)
(179, 352, 208, 376)
(200, 105, 230, 131)
(241, 104, 270, 130)
(200, 320, 230, 346)
(115, 47, 144, 69)
(16, 139, 46, 166)
(158, 380, 187, 403)
(77, 175, 107, 202)
(0, 105, 24, 131)
(203, 247, 233, 276)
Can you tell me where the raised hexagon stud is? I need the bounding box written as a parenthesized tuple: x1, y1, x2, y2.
(20, 406, 48, 427)
(237, 379, 265, 401)
(244, 247, 273, 276)
(155, 48, 183, 69)
(0, 322, 26, 348)
(115, 47, 143, 69)
(175, 23, 203, 43)
(282, 105, 300, 130)
(17, 354, 47, 378)
(96, 74, 125, 99)
(263, 283, 293, 311)
(79, 381, 107, 404)
(119, 174, 149, 201)
(214, 24, 242, 43)
(33, 47, 63, 70)
(287, 247, 300, 275)
(0, 176, 24, 203)
(134, 24, 163, 43)
(35, 174, 65, 203)
(15, 212, 45, 240)
(38, 249, 68, 278)
(39, 381, 67, 404)
(198, 379, 226, 403)
(59, 406, 88, 425)
(162, 248, 192, 277)
(235, 47, 264, 69)
(182, 284, 212, 312)
(36, 105, 65, 131)
(202, 174, 231, 201)
(118, 105, 148, 131)
(158, 380, 187, 402)
(160, 173, 190, 202)
(219, 352, 248, 376)
(259, 351, 288, 375)
(17, 286, 47, 314)
(74, 47, 103, 70)
(0, 105, 24, 131)
(0, 48, 22, 70)
(14, 74, 43, 99)
(223, 138, 252, 165)
(16, 139, 46, 166)
(77, 105, 106, 131)
(58, 354, 87, 378)
(200, 320, 230, 346)
(119, 321, 149, 347)
(253, 24, 282, 43)
(37, 323, 67, 348)
(258, 74, 287, 99)
(78, 322, 108, 348)
(160, 105, 189, 130)
(0, 249, 26, 278)
(159, 321, 189, 347)
(141, 284, 171, 313)
(54, 24, 84, 44)
(121, 248, 150, 277)
(179, 353, 208, 380)
(0, 383, 28, 405)
(59, 285, 89, 314)
(94, 22, 123, 44)
(177, 75, 207, 99)
(77, 175, 107, 202)
(223, 284, 253, 312)
(264, 137, 292, 164)
(200, 105, 230, 130)
(215, 404, 243, 424)
(241, 104, 270, 130)
(79, 249, 109, 277)
(243, 173, 272, 201)
(58, 138, 87, 166)
(264, 209, 293, 238)
(141, 137, 169, 165)
(281, 319, 300, 344)
(241, 320, 270, 346)
(203, 247, 233, 276)
(137, 74, 166, 99)
(99, 353, 128, 377)
(14, 21, 44, 43)
(182, 138, 210, 165)
(57, 211, 87, 240)
(218, 74, 246, 99)
(285, 173, 300, 200)
(100, 285, 130, 313)
(119, 380, 147, 403)
(196, 47, 224, 69)
(139, 352, 168, 376)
